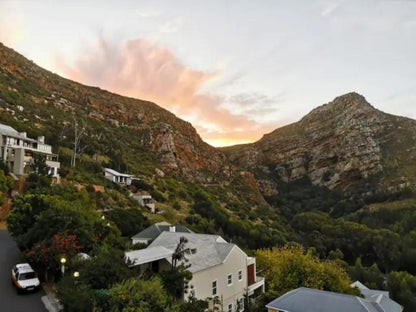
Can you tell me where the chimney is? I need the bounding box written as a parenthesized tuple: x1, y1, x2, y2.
(169, 226, 176, 232)
(38, 136, 45, 144)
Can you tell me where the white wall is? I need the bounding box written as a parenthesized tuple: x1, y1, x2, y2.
(188, 246, 247, 311)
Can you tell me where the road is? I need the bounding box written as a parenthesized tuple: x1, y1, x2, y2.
(0, 229, 46, 312)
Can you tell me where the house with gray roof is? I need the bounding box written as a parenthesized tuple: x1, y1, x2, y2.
(103, 167, 138, 186)
(266, 287, 402, 312)
(130, 222, 193, 245)
(125, 231, 265, 311)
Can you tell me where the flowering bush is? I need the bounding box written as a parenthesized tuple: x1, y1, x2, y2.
(24, 232, 83, 281)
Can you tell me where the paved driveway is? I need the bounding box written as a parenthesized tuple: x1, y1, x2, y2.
(0, 230, 46, 312)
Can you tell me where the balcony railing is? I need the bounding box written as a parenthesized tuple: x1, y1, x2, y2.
(5, 142, 52, 154)
(248, 276, 265, 295)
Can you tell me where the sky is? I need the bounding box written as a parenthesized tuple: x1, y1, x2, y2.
(0, 0, 415, 147)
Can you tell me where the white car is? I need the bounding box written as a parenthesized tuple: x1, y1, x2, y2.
(11, 263, 41, 293)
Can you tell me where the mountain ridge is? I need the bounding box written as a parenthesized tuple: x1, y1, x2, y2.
(0, 42, 228, 181)
(2, 41, 416, 199)
(225, 92, 416, 193)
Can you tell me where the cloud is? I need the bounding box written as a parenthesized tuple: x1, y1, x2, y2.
(226, 92, 283, 120)
(135, 9, 162, 18)
(159, 18, 183, 33)
(55, 37, 274, 146)
(319, 0, 346, 17)
(0, 13, 26, 47)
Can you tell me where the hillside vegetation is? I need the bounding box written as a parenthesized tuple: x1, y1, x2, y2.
(2, 42, 416, 310)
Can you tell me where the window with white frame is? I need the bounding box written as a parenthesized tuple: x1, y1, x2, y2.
(212, 280, 217, 296)
(238, 297, 244, 311)
(238, 270, 243, 281)
(228, 303, 233, 312)
(227, 273, 232, 285)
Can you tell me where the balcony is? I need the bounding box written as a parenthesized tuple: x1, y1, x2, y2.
(5, 142, 52, 154)
(248, 276, 265, 296)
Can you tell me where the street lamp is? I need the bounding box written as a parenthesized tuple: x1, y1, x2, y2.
(73, 271, 80, 278)
(60, 257, 66, 276)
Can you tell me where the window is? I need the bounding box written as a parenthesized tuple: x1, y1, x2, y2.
(228, 274, 232, 285)
(238, 270, 243, 281)
(212, 280, 217, 296)
(238, 297, 244, 311)
(228, 303, 233, 312)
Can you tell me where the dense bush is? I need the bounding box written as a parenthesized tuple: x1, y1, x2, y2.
(105, 208, 149, 237)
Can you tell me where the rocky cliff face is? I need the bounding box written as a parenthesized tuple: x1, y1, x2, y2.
(226, 93, 416, 191)
(0, 43, 226, 181)
(2, 42, 415, 195)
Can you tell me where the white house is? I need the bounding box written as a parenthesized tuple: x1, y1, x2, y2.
(125, 231, 265, 311)
(130, 192, 156, 213)
(103, 168, 138, 186)
(0, 123, 60, 181)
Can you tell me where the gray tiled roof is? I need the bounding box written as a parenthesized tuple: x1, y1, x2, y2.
(0, 123, 18, 133)
(0, 123, 37, 142)
(125, 246, 174, 266)
(104, 168, 133, 177)
(131, 222, 193, 241)
(266, 287, 402, 312)
(148, 232, 239, 273)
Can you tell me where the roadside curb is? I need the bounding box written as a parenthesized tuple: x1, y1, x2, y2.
(41, 294, 62, 312)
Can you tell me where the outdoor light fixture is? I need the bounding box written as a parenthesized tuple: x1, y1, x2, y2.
(73, 271, 80, 278)
(60, 257, 66, 276)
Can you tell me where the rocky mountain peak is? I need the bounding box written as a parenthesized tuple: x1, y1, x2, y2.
(300, 92, 376, 125)
(226, 93, 416, 192)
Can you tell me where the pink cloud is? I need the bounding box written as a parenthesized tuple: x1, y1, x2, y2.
(56, 38, 273, 146)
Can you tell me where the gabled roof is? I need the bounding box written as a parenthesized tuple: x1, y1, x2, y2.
(147, 232, 240, 273)
(103, 168, 134, 178)
(266, 287, 402, 312)
(125, 246, 174, 267)
(131, 222, 193, 241)
(351, 281, 369, 290)
(351, 281, 390, 300)
(0, 123, 18, 134)
(0, 123, 37, 142)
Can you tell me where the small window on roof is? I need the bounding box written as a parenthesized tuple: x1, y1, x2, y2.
(228, 274, 232, 285)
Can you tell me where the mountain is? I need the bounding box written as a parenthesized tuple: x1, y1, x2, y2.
(0, 42, 226, 181)
(224, 92, 416, 194)
(2, 40, 416, 209)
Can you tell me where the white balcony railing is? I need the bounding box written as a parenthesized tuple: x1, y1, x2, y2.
(248, 276, 265, 295)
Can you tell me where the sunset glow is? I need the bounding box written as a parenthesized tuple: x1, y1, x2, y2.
(1, 1, 415, 146)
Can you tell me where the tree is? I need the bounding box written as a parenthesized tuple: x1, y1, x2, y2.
(387, 271, 416, 311)
(180, 290, 208, 312)
(71, 112, 87, 168)
(107, 277, 179, 312)
(161, 236, 193, 300)
(0, 169, 13, 205)
(76, 246, 131, 290)
(30, 154, 50, 176)
(24, 232, 83, 281)
(56, 276, 94, 312)
(256, 245, 358, 295)
(105, 208, 149, 237)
